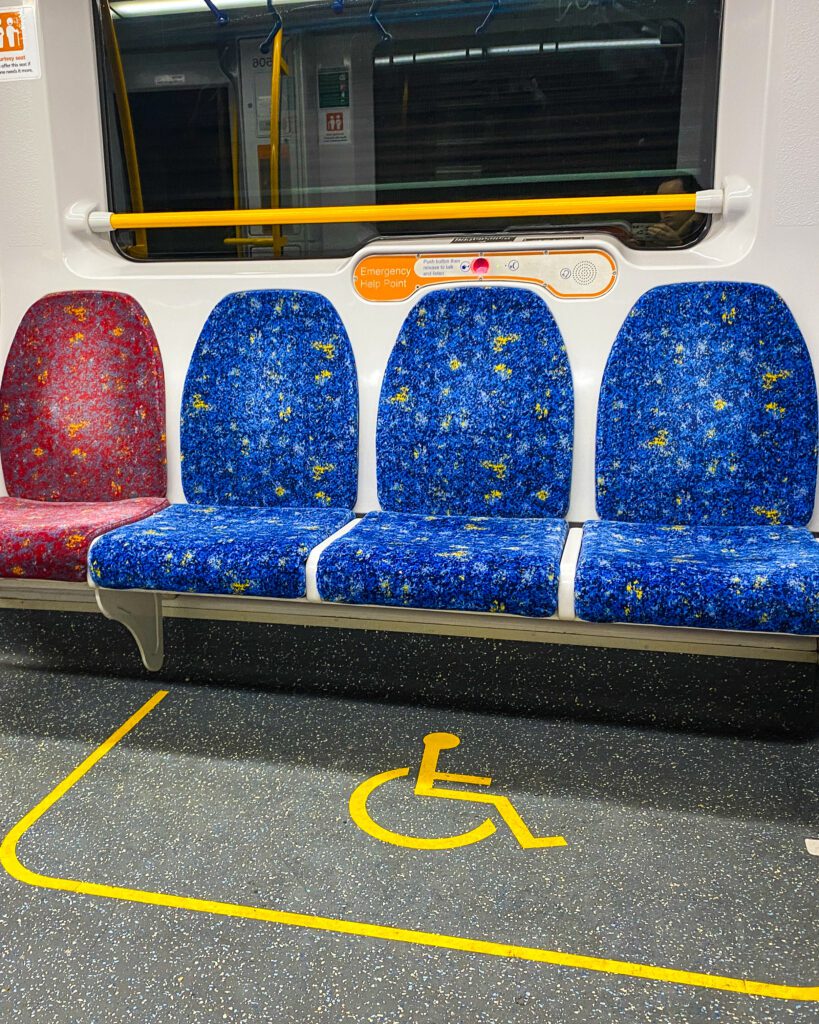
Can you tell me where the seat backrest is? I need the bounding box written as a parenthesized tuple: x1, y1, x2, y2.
(596, 282, 818, 526)
(0, 291, 166, 502)
(181, 290, 358, 507)
(377, 286, 573, 518)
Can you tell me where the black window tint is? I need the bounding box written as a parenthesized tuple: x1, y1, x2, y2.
(95, 0, 723, 261)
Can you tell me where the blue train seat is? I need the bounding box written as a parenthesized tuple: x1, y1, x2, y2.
(575, 282, 819, 633)
(89, 290, 358, 598)
(316, 286, 574, 616)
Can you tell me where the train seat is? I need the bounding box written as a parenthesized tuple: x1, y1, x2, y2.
(89, 503, 353, 598)
(316, 286, 573, 616)
(0, 292, 168, 582)
(0, 497, 172, 584)
(575, 282, 819, 633)
(315, 511, 568, 617)
(89, 290, 358, 599)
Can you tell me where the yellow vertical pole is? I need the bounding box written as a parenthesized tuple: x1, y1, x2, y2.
(229, 90, 245, 258)
(269, 30, 287, 256)
(99, 0, 148, 257)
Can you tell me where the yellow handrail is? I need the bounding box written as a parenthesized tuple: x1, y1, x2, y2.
(223, 236, 281, 246)
(100, 0, 148, 257)
(108, 193, 698, 231)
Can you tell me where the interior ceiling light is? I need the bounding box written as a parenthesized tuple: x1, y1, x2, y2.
(374, 37, 664, 66)
(558, 38, 663, 50)
(110, 0, 313, 17)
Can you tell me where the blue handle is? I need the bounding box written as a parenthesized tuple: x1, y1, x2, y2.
(475, 0, 498, 34)
(202, 0, 229, 25)
(370, 0, 392, 41)
(260, 0, 283, 54)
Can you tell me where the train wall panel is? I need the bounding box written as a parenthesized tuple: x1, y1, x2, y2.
(0, 0, 817, 533)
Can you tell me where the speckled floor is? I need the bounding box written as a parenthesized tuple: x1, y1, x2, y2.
(0, 669, 817, 1023)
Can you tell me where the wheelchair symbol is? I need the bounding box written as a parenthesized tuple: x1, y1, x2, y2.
(349, 732, 567, 851)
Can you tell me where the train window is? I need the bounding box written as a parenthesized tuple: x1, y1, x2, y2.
(95, 0, 723, 261)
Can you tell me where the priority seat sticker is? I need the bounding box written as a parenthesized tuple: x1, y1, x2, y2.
(0, 6, 41, 82)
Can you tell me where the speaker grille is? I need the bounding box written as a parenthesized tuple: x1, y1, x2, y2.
(572, 260, 598, 287)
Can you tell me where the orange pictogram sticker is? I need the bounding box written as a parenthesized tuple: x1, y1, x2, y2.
(0, 11, 23, 53)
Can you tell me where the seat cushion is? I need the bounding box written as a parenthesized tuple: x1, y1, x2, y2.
(377, 286, 574, 518)
(0, 496, 169, 583)
(575, 519, 819, 634)
(595, 282, 817, 526)
(89, 503, 353, 598)
(316, 511, 568, 617)
(181, 290, 358, 508)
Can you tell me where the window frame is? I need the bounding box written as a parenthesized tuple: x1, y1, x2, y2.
(92, 0, 724, 263)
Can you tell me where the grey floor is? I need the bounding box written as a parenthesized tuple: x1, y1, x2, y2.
(0, 668, 817, 1024)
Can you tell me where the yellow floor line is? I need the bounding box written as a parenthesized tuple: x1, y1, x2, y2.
(1, 690, 816, 1004)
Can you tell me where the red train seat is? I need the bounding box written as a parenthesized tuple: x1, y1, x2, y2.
(0, 291, 168, 582)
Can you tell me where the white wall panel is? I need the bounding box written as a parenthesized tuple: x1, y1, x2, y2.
(2, 0, 819, 530)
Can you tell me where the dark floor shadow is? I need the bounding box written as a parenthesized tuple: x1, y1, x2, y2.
(0, 619, 816, 828)
(0, 609, 816, 742)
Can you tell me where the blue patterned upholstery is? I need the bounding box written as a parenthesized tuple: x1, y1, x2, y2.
(575, 520, 819, 634)
(579, 282, 819, 634)
(596, 282, 817, 526)
(90, 504, 352, 598)
(182, 290, 358, 508)
(317, 511, 567, 617)
(314, 286, 573, 617)
(90, 290, 358, 598)
(377, 287, 573, 518)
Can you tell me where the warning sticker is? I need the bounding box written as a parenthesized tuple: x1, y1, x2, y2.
(318, 66, 351, 145)
(320, 109, 350, 145)
(0, 6, 40, 82)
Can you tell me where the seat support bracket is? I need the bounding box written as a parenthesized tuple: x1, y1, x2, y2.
(94, 588, 164, 672)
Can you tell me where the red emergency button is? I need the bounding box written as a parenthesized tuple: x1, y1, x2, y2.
(471, 257, 490, 276)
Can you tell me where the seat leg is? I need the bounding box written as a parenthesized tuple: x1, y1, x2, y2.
(94, 588, 164, 671)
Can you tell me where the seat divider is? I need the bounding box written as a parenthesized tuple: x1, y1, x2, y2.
(557, 526, 584, 621)
(305, 518, 363, 603)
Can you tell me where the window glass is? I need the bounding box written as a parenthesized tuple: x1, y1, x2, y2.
(95, 0, 723, 261)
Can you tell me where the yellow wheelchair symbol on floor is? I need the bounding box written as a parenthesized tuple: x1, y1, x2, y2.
(349, 732, 567, 851)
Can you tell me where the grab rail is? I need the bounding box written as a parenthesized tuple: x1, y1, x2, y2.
(87, 189, 732, 232)
(267, 25, 286, 255)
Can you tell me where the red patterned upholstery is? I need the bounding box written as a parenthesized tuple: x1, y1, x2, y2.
(0, 291, 166, 502)
(0, 291, 168, 582)
(0, 496, 168, 582)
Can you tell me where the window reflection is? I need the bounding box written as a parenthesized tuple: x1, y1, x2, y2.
(97, 0, 723, 260)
